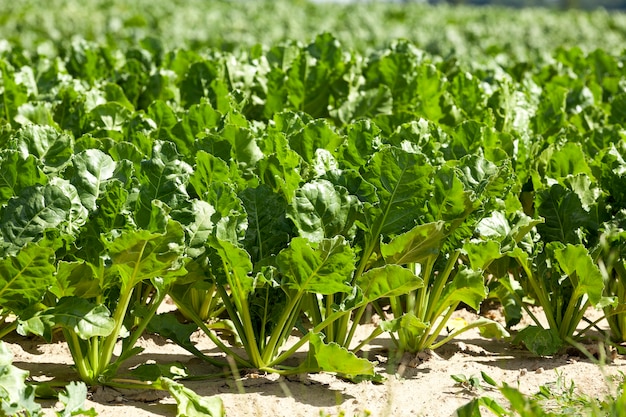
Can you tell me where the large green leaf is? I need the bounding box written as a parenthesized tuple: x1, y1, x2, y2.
(135, 151, 193, 229)
(553, 244, 604, 306)
(0, 243, 55, 314)
(209, 238, 254, 296)
(536, 183, 599, 244)
(0, 341, 41, 417)
(1, 184, 72, 249)
(12, 124, 73, 172)
(287, 119, 344, 164)
(534, 142, 592, 185)
(357, 264, 423, 301)
(44, 297, 116, 340)
(306, 332, 374, 377)
(288, 179, 360, 243)
(69, 149, 117, 212)
(361, 146, 434, 238)
(437, 267, 487, 311)
(381, 221, 446, 265)
(0, 150, 47, 206)
(49, 261, 101, 299)
(240, 185, 292, 262)
(277, 237, 354, 295)
(107, 220, 187, 290)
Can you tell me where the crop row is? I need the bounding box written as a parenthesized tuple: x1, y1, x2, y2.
(0, 32, 624, 415)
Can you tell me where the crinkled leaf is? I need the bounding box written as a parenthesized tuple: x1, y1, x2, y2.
(0, 341, 41, 417)
(536, 183, 598, 245)
(554, 244, 604, 306)
(288, 180, 360, 243)
(306, 332, 374, 376)
(361, 146, 434, 238)
(46, 297, 115, 340)
(426, 165, 475, 223)
(381, 221, 446, 265)
(174, 200, 215, 258)
(438, 267, 487, 311)
(357, 264, 423, 302)
(69, 149, 117, 212)
(534, 142, 592, 184)
(1, 184, 71, 249)
(159, 377, 225, 417)
(0, 150, 47, 206)
(241, 185, 291, 262)
(514, 326, 562, 356)
(56, 381, 97, 417)
(12, 124, 73, 172)
(50, 261, 101, 299)
(0, 242, 55, 313)
(107, 220, 187, 290)
(288, 119, 343, 164)
(135, 151, 193, 229)
(277, 237, 353, 295)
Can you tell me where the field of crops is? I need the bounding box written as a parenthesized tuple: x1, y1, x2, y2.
(1, 1, 625, 416)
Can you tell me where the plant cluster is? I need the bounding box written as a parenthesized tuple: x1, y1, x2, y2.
(0, 1, 625, 416)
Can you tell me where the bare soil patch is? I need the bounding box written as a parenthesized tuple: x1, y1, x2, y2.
(5, 308, 625, 417)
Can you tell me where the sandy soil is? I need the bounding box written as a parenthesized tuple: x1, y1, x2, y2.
(5, 308, 626, 417)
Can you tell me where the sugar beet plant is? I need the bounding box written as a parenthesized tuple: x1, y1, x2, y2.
(0, 29, 625, 415)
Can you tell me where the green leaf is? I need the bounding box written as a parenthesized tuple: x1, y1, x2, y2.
(438, 267, 487, 312)
(240, 185, 291, 263)
(0, 242, 55, 313)
(380, 312, 429, 353)
(357, 264, 423, 302)
(277, 237, 354, 295)
(288, 180, 360, 243)
(69, 149, 117, 212)
(56, 381, 97, 417)
(107, 220, 187, 290)
(135, 151, 193, 229)
(175, 200, 215, 258)
(147, 313, 206, 360)
(49, 261, 101, 299)
(306, 332, 374, 376)
(553, 244, 604, 306)
(287, 119, 343, 164)
(0, 341, 41, 417)
(514, 326, 562, 356)
(209, 238, 254, 296)
(1, 184, 72, 249)
(532, 84, 567, 136)
(339, 119, 380, 170)
(475, 318, 510, 340)
(381, 221, 446, 265)
(332, 85, 393, 124)
(159, 377, 225, 417)
(12, 124, 73, 172)
(47, 297, 115, 340)
(536, 183, 598, 245)
(361, 146, 434, 238)
(189, 152, 231, 199)
(426, 164, 475, 223)
(464, 240, 503, 271)
(0, 150, 47, 206)
(130, 362, 188, 382)
(534, 142, 592, 184)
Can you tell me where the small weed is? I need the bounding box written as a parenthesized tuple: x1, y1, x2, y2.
(456, 371, 626, 417)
